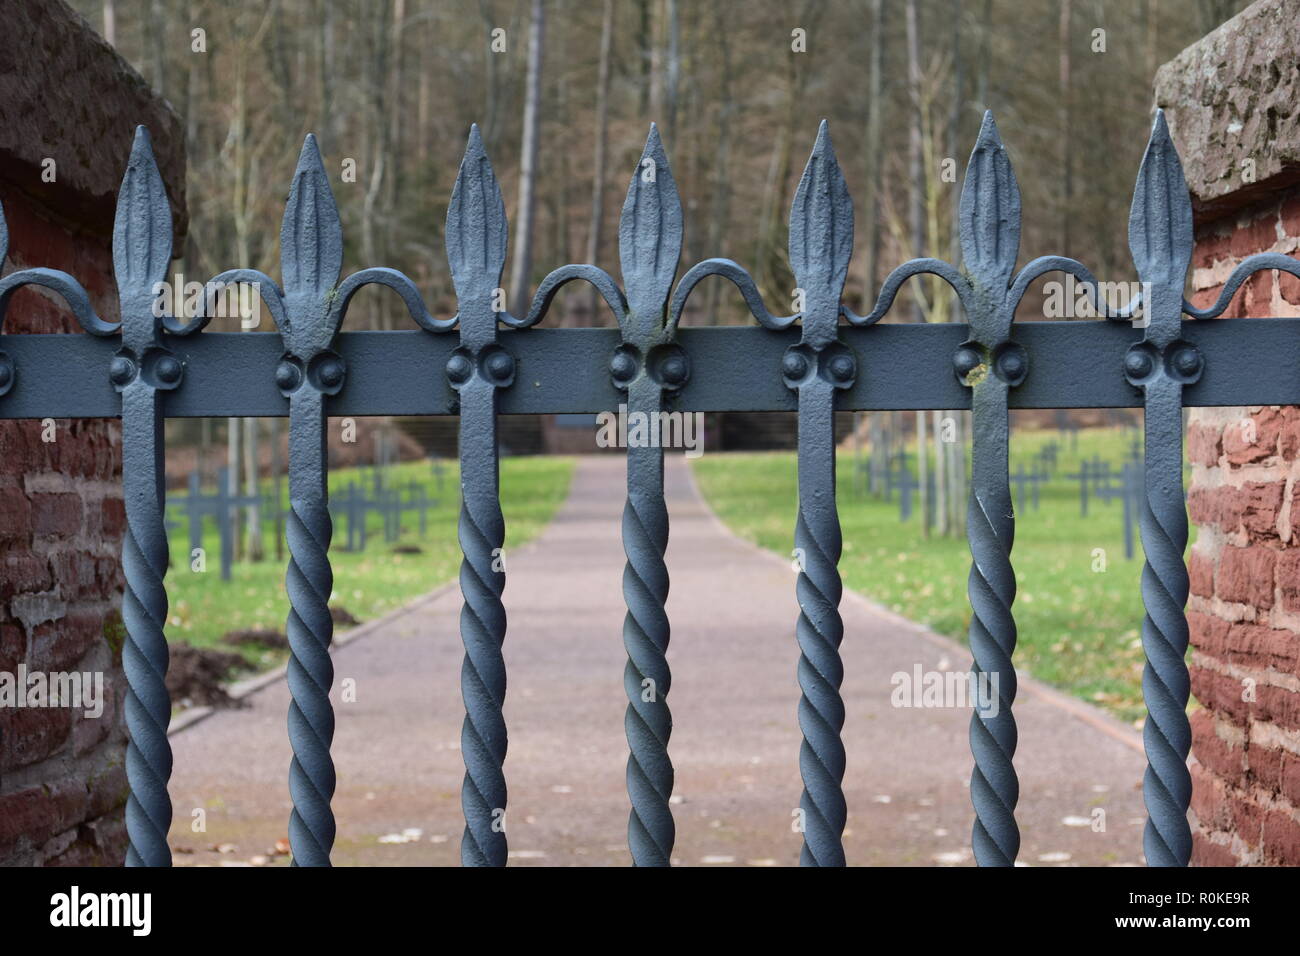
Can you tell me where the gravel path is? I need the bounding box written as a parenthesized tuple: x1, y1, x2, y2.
(168, 455, 1147, 867)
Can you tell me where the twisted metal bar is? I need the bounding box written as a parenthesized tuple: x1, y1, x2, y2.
(121, 388, 173, 867)
(1126, 111, 1198, 866)
(951, 111, 1026, 866)
(1137, 383, 1192, 866)
(456, 388, 508, 867)
(781, 120, 852, 866)
(284, 390, 336, 866)
(440, 124, 514, 867)
(113, 125, 182, 867)
(623, 383, 673, 866)
(605, 124, 684, 865)
(795, 380, 847, 867)
(966, 380, 1020, 867)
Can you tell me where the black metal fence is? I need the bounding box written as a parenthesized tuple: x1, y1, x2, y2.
(1, 110, 1297, 868)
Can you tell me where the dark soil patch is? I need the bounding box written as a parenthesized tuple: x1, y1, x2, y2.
(166, 645, 251, 710)
(329, 605, 361, 627)
(222, 628, 289, 651)
(391, 543, 423, 554)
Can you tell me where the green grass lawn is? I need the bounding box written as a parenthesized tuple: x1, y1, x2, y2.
(163, 456, 574, 667)
(693, 427, 1179, 724)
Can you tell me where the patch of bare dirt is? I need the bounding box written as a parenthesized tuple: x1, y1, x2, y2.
(329, 605, 360, 627)
(166, 644, 251, 709)
(222, 628, 289, 650)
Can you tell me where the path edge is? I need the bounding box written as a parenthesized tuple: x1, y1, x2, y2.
(679, 455, 1144, 755)
(165, 472, 570, 738)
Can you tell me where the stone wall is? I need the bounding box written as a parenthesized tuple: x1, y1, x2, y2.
(1156, 0, 1300, 865)
(0, 1, 183, 866)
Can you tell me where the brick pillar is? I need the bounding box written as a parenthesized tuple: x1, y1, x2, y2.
(1157, 0, 1300, 866)
(0, 1, 184, 865)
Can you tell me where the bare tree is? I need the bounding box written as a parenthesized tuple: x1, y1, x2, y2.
(508, 0, 545, 318)
(906, 0, 928, 535)
(1059, 0, 1072, 256)
(704, 0, 734, 323)
(103, 0, 116, 45)
(863, 0, 887, 306)
(586, 0, 614, 322)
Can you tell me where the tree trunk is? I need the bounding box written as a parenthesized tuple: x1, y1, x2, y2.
(481, 0, 500, 152)
(552, 0, 571, 295)
(977, 0, 993, 109)
(916, 409, 929, 538)
(244, 417, 263, 561)
(1059, 0, 1072, 256)
(587, 0, 614, 322)
(319, 0, 335, 147)
(508, 0, 545, 318)
(863, 0, 887, 306)
(103, 0, 116, 45)
(906, 0, 925, 324)
(704, 0, 733, 322)
(933, 409, 947, 536)
(663, 0, 680, 146)
(227, 417, 241, 560)
(145, 0, 166, 95)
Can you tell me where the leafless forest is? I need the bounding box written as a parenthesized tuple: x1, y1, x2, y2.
(73, 0, 1249, 330)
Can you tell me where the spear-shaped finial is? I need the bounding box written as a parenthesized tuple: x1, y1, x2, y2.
(959, 111, 1021, 292)
(617, 123, 682, 333)
(1128, 109, 1193, 293)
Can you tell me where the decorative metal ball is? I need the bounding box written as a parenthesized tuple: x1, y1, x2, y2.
(1125, 350, 1154, 378)
(828, 354, 854, 382)
(609, 351, 637, 381)
(110, 355, 136, 386)
(155, 355, 182, 384)
(660, 354, 687, 385)
(275, 360, 302, 391)
(486, 351, 514, 381)
(446, 353, 473, 384)
(1172, 347, 1201, 377)
(953, 346, 982, 378)
(318, 357, 344, 388)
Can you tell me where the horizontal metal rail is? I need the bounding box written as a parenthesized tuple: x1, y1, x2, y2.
(1, 318, 1299, 418)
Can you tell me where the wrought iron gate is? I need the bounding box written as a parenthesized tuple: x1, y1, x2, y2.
(1, 110, 1296, 868)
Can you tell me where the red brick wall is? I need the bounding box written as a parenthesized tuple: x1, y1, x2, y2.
(0, 182, 129, 866)
(1185, 190, 1300, 866)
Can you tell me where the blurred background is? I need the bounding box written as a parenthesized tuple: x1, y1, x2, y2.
(70, 0, 1250, 328)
